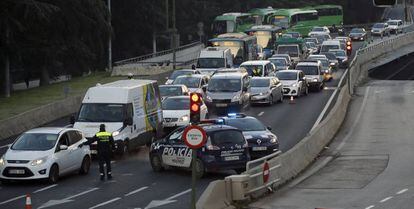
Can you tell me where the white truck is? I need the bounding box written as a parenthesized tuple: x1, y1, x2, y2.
(72, 80, 163, 156)
(196, 47, 234, 76)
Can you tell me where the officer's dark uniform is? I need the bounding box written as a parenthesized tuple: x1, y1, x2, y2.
(82, 124, 114, 181)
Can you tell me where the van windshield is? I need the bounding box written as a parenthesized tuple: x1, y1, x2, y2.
(296, 66, 319, 75)
(208, 78, 241, 92)
(77, 103, 126, 122)
(210, 130, 245, 145)
(197, 58, 225, 68)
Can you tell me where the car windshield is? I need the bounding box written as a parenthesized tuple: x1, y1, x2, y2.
(269, 59, 286, 67)
(321, 45, 339, 52)
(332, 51, 346, 56)
(159, 86, 183, 97)
(276, 71, 297, 80)
(351, 28, 364, 33)
(306, 42, 316, 48)
(77, 103, 126, 122)
(297, 66, 319, 75)
(250, 79, 270, 87)
(373, 23, 385, 28)
(277, 46, 299, 57)
(312, 27, 324, 32)
(312, 59, 329, 67)
(305, 38, 318, 44)
(208, 78, 241, 92)
(225, 118, 266, 131)
(210, 130, 245, 145)
(322, 53, 337, 60)
(170, 71, 193, 80)
(11, 133, 58, 151)
(162, 98, 189, 110)
(173, 76, 201, 88)
(387, 21, 398, 25)
(197, 58, 225, 68)
(240, 65, 263, 76)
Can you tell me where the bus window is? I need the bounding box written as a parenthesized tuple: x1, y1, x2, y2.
(297, 13, 318, 21)
(272, 16, 289, 28)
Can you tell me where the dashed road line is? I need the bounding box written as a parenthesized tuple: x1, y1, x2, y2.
(34, 184, 58, 193)
(0, 195, 25, 205)
(165, 189, 191, 200)
(397, 188, 408, 195)
(125, 186, 148, 197)
(365, 205, 375, 209)
(379, 196, 393, 203)
(258, 111, 264, 116)
(64, 187, 99, 200)
(89, 197, 121, 209)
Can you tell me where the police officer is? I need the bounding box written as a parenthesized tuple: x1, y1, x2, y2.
(80, 124, 114, 181)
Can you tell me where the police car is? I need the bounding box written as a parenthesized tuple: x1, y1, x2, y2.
(220, 114, 279, 159)
(149, 124, 250, 178)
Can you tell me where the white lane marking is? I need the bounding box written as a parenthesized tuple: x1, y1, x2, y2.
(0, 144, 11, 149)
(397, 188, 408, 195)
(34, 184, 58, 193)
(243, 104, 249, 109)
(89, 197, 121, 209)
(258, 111, 264, 116)
(165, 189, 191, 200)
(125, 186, 148, 197)
(385, 59, 414, 80)
(365, 205, 375, 209)
(122, 173, 134, 176)
(64, 187, 99, 200)
(379, 196, 393, 203)
(0, 195, 25, 205)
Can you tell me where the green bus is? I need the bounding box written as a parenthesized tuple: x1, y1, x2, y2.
(311, 5, 343, 28)
(248, 7, 278, 25)
(269, 8, 319, 37)
(209, 33, 258, 66)
(212, 13, 256, 36)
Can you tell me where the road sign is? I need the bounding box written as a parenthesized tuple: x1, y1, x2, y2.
(263, 162, 270, 183)
(183, 125, 207, 149)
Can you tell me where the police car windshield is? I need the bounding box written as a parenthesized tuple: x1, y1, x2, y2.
(296, 66, 319, 75)
(162, 98, 190, 110)
(173, 76, 201, 88)
(197, 58, 225, 68)
(11, 133, 58, 151)
(276, 71, 297, 80)
(240, 65, 263, 76)
(159, 86, 182, 97)
(208, 78, 241, 92)
(250, 79, 270, 87)
(170, 71, 193, 80)
(225, 118, 266, 131)
(77, 103, 126, 122)
(210, 130, 245, 145)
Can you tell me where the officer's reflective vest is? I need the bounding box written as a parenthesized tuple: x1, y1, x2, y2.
(96, 132, 111, 142)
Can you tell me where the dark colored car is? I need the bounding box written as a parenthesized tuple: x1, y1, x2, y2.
(348, 28, 367, 41)
(220, 114, 279, 159)
(149, 124, 250, 178)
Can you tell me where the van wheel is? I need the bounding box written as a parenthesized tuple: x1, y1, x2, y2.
(48, 164, 59, 184)
(79, 156, 91, 175)
(150, 154, 164, 172)
(194, 158, 206, 179)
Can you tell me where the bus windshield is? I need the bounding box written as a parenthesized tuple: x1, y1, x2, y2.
(271, 16, 289, 29)
(212, 20, 235, 35)
(252, 31, 273, 49)
(211, 41, 244, 64)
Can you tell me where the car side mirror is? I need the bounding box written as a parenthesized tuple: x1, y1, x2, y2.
(70, 115, 76, 125)
(124, 117, 133, 126)
(267, 126, 272, 131)
(59, 145, 68, 151)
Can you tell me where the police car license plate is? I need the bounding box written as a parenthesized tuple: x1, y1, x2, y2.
(224, 156, 239, 161)
(216, 103, 227, 107)
(9, 169, 25, 174)
(252, 147, 267, 151)
(91, 150, 97, 154)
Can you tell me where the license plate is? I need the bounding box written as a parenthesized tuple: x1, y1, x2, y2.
(216, 103, 227, 107)
(91, 150, 97, 154)
(252, 147, 267, 151)
(9, 169, 25, 174)
(224, 156, 239, 161)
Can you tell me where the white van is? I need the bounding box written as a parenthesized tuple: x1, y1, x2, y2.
(73, 80, 163, 155)
(320, 40, 341, 53)
(196, 47, 234, 76)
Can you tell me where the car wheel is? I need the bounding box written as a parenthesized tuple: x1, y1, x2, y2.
(150, 154, 164, 172)
(279, 92, 283, 103)
(194, 158, 205, 179)
(48, 164, 59, 184)
(269, 95, 274, 106)
(119, 141, 129, 156)
(305, 86, 309, 96)
(79, 155, 91, 175)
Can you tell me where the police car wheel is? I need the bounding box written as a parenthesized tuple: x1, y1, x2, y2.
(194, 158, 205, 179)
(150, 154, 164, 172)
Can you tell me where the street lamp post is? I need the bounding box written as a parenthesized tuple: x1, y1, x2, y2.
(108, 0, 112, 72)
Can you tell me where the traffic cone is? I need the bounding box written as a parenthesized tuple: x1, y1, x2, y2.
(289, 96, 295, 104)
(25, 194, 32, 209)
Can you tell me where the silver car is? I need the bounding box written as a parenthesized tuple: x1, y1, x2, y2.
(249, 77, 283, 105)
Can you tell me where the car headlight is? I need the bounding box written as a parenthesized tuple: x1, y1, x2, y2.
(325, 70, 329, 74)
(269, 135, 278, 143)
(30, 156, 48, 166)
(179, 115, 189, 122)
(0, 156, 5, 166)
(112, 131, 120, 137)
(313, 78, 319, 82)
(231, 94, 240, 102)
(291, 83, 298, 87)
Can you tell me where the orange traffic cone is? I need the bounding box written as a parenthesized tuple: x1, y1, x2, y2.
(25, 194, 32, 209)
(289, 96, 295, 104)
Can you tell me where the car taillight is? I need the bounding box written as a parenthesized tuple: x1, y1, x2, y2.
(207, 145, 220, 150)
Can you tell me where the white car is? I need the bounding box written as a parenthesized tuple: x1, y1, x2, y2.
(275, 70, 308, 97)
(0, 127, 91, 184)
(162, 96, 208, 128)
(172, 74, 209, 95)
(159, 84, 189, 100)
(386, 19, 403, 34)
(308, 26, 330, 37)
(165, 69, 200, 85)
(371, 23, 390, 36)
